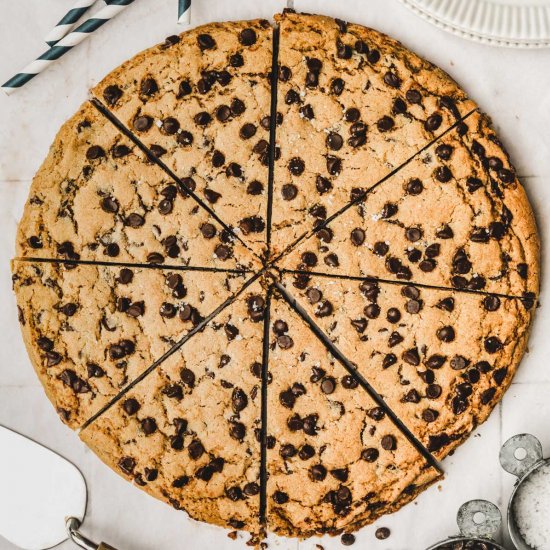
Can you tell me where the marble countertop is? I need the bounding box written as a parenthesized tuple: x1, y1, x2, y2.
(0, 1, 549, 549)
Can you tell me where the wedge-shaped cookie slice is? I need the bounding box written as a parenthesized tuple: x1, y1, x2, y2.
(266, 292, 442, 537)
(80, 281, 265, 534)
(91, 20, 273, 259)
(12, 260, 248, 428)
(271, 11, 477, 256)
(280, 274, 534, 459)
(279, 111, 539, 297)
(17, 102, 259, 271)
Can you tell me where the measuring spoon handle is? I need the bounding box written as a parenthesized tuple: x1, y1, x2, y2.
(499, 433, 543, 478)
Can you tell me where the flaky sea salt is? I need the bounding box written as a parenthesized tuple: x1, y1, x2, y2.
(513, 461, 550, 549)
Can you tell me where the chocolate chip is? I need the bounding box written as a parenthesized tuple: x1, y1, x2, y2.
(345, 107, 360, 122)
(327, 132, 343, 151)
(239, 216, 265, 235)
(377, 116, 394, 132)
(299, 444, 315, 461)
(375, 527, 391, 540)
(373, 241, 389, 256)
(425, 113, 443, 132)
(271, 321, 288, 338)
(403, 348, 420, 366)
(436, 144, 453, 160)
(306, 288, 322, 304)
(381, 435, 397, 451)
(229, 52, 244, 67)
(341, 534, 355, 546)
(197, 33, 216, 50)
(367, 49, 381, 63)
(436, 224, 454, 239)
(316, 300, 333, 317)
(247, 180, 263, 195)
(133, 115, 153, 132)
(277, 335, 294, 349)
(406, 227, 422, 242)
(434, 166, 452, 182)
(405, 178, 423, 195)
(388, 332, 404, 347)
(326, 156, 342, 175)
(118, 457, 135, 475)
(162, 117, 180, 135)
(385, 308, 400, 323)
(437, 326, 455, 342)
(481, 387, 496, 405)
(484, 336, 503, 354)
(361, 448, 379, 462)
(140, 77, 158, 96)
(288, 157, 305, 176)
(214, 244, 231, 260)
(321, 377, 336, 394)
(341, 375, 358, 390)
(383, 353, 398, 368)
(337, 41, 352, 59)
(194, 111, 212, 126)
(239, 28, 257, 46)
(402, 285, 420, 299)
(450, 355, 470, 370)
(105, 243, 120, 257)
(403, 389, 421, 403)
(426, 354, 446, 369)
(141, 417, 157, 435)
(147, 252, 164, 264)
(309, 464, 327, 481)
(122, 398, 140, 415)
(518, 263, 528, 279)
(421, 408, 437, 422)
(282, 183, 298, 201)
(350, 228, 365, 246)
(426, 384, 442, 399)
(331, 78, 345, 95)
(368, 407, 385, 421)
(280, 389, 296, 409)
(103, 85, 122, 105)
(240, 123, 257, 139)
(324, 253, 339, 267)
(384, 71, 401, 88)
(301, 251, 317, 267)
(364, 303, 381, 319)
(406, 89, 422, 104)
(273, 490, 289, 504)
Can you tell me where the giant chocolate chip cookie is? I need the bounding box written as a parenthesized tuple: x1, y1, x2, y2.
(13, 10, 538, 543)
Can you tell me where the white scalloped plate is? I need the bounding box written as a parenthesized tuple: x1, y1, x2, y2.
(399, 0, 550, 48)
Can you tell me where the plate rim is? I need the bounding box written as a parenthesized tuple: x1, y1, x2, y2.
(399, 0, 550, 48)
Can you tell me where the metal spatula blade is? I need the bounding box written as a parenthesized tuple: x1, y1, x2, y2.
(0, 425, 87, 550)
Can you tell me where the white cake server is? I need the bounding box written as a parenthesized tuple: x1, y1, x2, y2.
(0, 425, 117, 550)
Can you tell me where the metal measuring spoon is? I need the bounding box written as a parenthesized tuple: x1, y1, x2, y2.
(426, 500, 505, 550)
(500, 433, 550, 550)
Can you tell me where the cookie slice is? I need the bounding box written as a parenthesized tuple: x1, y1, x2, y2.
(280, 274, 534, 459)
(91, 20, 274, 259)
(17, 102, 259, 271)
(271, 11, 477, 256)
(279, 111, 539, 298)
(12, 260, 248, 428)
(80, 281, 265, 535)
(265, 292, 442, 537)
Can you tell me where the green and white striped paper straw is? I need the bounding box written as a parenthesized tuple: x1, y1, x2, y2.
(45, 0, 97, 47)
(2, 0, 134, 95)
(178, 0, 191, 25)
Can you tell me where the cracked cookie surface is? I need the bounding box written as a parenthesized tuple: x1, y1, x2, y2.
(80, 282, 265, 533)
(91, 20, 274, 260)
(17, 102, 260, 271)
(271, 11, 477, 256)
(280, 273, 534, 459)
(279, 111, 539, 297)
(265, 293, 442, 537)
(12, 260, 247, 428)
